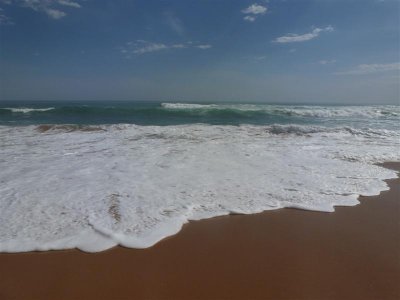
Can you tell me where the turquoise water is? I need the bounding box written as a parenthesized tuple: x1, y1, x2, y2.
(0, 101, 399, 130)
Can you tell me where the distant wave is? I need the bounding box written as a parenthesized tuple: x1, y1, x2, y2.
(161, 103, 400, 118)
(161, 103, 217, 109)
(1, 107, 55, 113)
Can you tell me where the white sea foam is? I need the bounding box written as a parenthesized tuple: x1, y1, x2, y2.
(0, 124, 399, 252)
(3, 107, 55, 113)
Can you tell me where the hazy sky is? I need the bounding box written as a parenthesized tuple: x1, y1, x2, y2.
(0, 0, 399, 104)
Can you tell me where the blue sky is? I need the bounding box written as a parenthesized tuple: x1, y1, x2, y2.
(0, 0, 399, 104)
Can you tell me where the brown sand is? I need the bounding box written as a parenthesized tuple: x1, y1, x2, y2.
(1, 162, 399, 300)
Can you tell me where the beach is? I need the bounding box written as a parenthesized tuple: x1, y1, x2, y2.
(1, 0, 399, 298)
(1, 162, 399, 300)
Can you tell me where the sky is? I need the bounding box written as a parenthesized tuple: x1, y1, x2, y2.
(0, 0, 399, 104)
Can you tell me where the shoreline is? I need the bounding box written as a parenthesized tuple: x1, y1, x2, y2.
(0, 162, 399, 299)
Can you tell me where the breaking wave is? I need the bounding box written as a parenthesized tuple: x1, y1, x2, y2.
(161, 103, 400, 118)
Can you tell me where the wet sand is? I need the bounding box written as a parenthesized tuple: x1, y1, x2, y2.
(1, 162, 399, 300)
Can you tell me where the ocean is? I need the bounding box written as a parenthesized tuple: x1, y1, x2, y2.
(0, 101, 399, 252)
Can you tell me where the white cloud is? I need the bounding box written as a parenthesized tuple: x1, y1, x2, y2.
(242, 4, 267, 14)
(45, 8, 66, 19)
(243, 15, 256, 22)
(196, 44, 212, 49)
(242, 3, 267, 22)
(120, 40, 213, 56)
(1, 0, 82, 19)
(57, 0, 80, 8)
(273, 26, 334, 43)
(319, 59, 337, 65)
(133, 42, 168, 54)
(172, 44, 186, 49)
(335, 62, 400, 75)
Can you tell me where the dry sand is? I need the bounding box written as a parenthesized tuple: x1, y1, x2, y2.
(1, 162, 399, 300)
